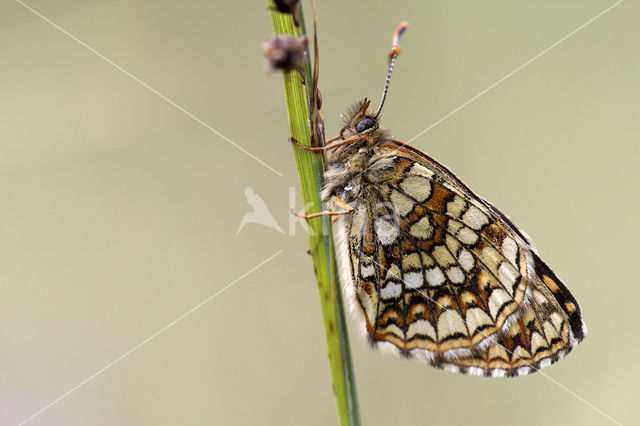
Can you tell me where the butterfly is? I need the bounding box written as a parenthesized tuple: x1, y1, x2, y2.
(294, 22, 586, 377)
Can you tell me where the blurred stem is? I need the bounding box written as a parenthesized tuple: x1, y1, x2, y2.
(267, 2, 360, 425)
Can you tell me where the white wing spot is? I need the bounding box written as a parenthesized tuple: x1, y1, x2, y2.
(458, 249, 475, 272)
(380, 282, 402, 300)
(457, 226, 479, 245)
(446, 195, 467, 219)
(426, 267, 445, 287)
(375, 218, 399, 245)
(404, 271, 424, 289)
(400, 176, 432, 202)
(443, 364, 461, 374)
(360, 263, 375, 279)
(502, 237, 518, 265)
(390, 190, 415, 216)
(462, 205, 489, 230)
(446, 267, 466, 284)
(410, 163, 435, 178)
(491, 369, 507, 378)
(538, 358, 552, 369)
(467, 367, 485, 376)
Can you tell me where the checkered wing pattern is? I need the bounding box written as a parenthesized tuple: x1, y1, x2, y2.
(337, 141, 586, 377)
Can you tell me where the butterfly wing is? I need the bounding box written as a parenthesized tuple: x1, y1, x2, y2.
(336, 140, 586, 377)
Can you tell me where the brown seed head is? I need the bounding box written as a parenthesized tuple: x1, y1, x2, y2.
(263, 34, 307, 72)
(271, 0, 300, 14)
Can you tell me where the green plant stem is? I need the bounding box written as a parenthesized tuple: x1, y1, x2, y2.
(267, 3, 360, 425)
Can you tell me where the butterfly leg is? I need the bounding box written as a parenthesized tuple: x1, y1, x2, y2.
(324, 134, 341, 144)
(289, 135, 362, 152)
(291, 195, 354, 219)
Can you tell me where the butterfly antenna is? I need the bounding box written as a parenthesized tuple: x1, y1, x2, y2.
(374, 22, 409, 118)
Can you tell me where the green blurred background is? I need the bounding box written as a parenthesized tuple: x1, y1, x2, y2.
(1, 1, 637, 425)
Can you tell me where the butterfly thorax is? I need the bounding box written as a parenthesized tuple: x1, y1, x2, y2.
(322, 100, 392, 204)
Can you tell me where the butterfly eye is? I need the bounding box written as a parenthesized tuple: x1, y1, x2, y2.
(356, 117, 375, 133)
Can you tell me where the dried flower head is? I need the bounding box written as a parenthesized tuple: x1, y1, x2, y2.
(263, 34, 307, 72)
(271, 0, 299, 14)
(269, 0, 301, 26)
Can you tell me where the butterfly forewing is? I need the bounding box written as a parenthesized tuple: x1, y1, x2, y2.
(330, 137, 586, 377)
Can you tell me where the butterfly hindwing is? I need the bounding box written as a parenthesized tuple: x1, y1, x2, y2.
(336, 141, 586, 377)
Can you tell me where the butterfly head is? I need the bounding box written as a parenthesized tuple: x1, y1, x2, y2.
(340, 98, 380, 139)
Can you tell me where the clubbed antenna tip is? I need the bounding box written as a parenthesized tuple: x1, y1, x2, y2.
(374, 21, 409, 118)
